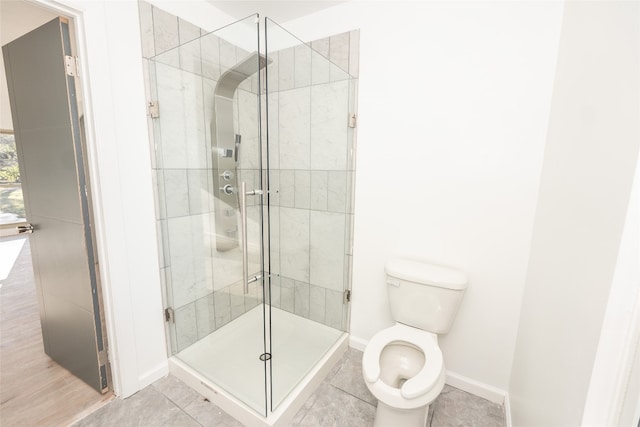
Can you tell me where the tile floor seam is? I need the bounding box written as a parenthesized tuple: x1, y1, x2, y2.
(157, 388, 200, 412)
(439, 389, 453, 396)
(296, 396, 320, 426)
(152, 385, 203, 426)
(168, 407, 204, 427)
(177, 406, 203, 426)
(428, 405, 436, 427)
(325, 382, 375, 408)
(295, 380, 350, 426)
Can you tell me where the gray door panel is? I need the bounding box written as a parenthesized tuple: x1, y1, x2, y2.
(41, 292, 101, 386)
(4, 21, 71, 130)
(2, 18, 108, 393)
(16, 128, 83, 223)
(30, 214, 93, 311)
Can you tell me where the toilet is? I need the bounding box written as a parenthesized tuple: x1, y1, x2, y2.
(362, 259, 468, 427)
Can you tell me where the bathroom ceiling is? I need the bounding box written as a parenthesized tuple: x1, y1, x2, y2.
(206, 1, 347, 23)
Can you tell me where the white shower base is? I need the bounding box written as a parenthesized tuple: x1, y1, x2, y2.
(170, 306, 347, 426)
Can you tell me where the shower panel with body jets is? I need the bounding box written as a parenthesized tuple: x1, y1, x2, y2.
(211, 52, 269, 296)
(147, 10, 358, 424)
(211, 52, 267, 254)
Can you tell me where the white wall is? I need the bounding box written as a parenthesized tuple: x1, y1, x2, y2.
(509, 2, 640, 425)
(583, 148, 640, 426)
(286, 1, 564, 393)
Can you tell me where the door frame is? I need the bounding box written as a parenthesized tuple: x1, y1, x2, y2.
(23, 0, 169, 398)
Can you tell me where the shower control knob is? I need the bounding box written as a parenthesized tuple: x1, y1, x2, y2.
(221, 184, 235, 195)
(221, 170, 234, 181)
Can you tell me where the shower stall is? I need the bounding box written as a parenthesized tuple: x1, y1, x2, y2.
(146, 12, 357, 425)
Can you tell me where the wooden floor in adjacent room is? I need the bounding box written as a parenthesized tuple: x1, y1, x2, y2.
(0, 236, 112, 427)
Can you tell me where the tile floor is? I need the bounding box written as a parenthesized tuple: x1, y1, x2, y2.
(75, 348, 506, 427)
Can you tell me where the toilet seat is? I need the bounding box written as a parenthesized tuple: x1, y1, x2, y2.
(363, 323, 444, 407)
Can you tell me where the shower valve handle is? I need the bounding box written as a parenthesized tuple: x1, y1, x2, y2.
(221, 184, 235, 195)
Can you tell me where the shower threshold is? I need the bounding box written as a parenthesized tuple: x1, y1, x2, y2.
(169, 306, 348, 426)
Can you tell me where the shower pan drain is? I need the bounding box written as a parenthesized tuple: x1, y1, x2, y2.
(259, 353, 271, 361)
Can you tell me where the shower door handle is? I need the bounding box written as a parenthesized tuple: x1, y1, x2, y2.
(240, 181, 263, 294)
(240, 181, 249, 294)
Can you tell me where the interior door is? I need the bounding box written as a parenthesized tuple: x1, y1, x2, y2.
(2, 17, 108, 393)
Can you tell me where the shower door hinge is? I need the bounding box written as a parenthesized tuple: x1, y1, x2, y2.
(344, 289, 351, 304)
(64, 55, 80, 77)
(348, 113, 357, 128)
(164, 307, 174, 323)
(148, 101, 160, 118)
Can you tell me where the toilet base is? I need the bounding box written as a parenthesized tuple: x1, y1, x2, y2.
(373, 401, 430, 427)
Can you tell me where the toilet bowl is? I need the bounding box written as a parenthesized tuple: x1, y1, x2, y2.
(363, 323, 445, 406)
(362, 259, 467, 427)
(363, 323, 446, 426)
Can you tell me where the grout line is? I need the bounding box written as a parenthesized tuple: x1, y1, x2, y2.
(325, 382, 376, 408)
(295, 394, 319, 426)
(428, 405, 436, 427)
(173, 400, 206, 427)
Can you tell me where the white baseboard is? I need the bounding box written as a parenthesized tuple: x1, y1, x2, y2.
(138, 360, 169, 391)
(349, 334, 368, 351)
(504, 393, 513, 427)
(444, 371, 507, 405)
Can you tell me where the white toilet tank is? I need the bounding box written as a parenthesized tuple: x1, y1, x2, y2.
(385, 259, 468, 334)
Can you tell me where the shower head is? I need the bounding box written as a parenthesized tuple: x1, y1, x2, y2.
(214, 52, 271, 99)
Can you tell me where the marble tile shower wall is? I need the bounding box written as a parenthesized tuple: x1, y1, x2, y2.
(140, 2, 264, 353)
(138, 2, 359, 352)
(264, 31, 359, 332)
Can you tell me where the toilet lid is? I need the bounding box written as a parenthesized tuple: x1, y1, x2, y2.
(363, 324, 443, 400)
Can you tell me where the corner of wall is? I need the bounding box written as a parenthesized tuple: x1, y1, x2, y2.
(504, 392, 513, 427)
(348, 334, 367, 352)
(138, 360, 170, 391)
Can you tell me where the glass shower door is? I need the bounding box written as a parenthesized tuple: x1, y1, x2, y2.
(150, 14, 270, 415)
(263, 18, 356, 411)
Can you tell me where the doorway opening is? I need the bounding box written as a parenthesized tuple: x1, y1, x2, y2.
(0, 1, 112, 424)
(0, 129, 26, 233)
